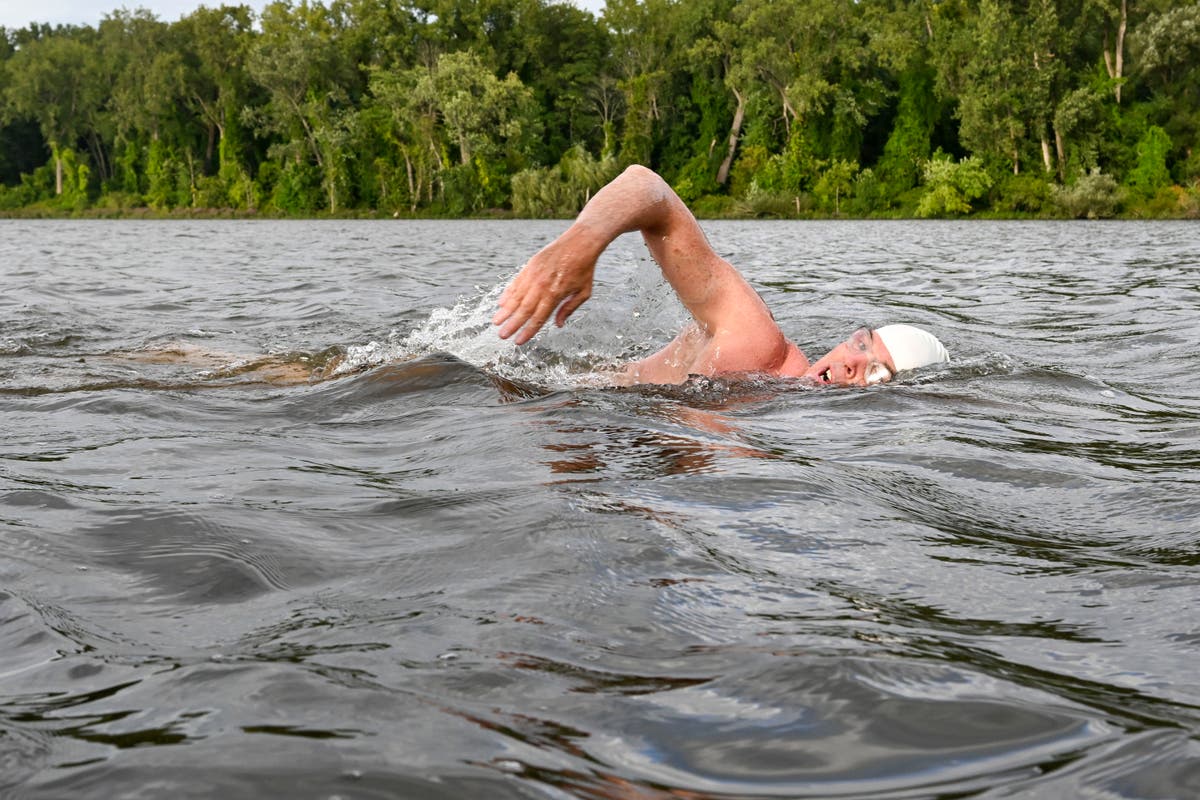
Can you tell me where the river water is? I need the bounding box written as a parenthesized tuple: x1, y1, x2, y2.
(2, 218, 1198, 799)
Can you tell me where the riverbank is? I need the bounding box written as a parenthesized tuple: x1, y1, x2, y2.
(3, 196, 1197, 221)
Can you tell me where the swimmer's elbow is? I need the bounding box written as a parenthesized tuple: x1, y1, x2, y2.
(621, 164, 659, 181)
(620, 165, 671, 198)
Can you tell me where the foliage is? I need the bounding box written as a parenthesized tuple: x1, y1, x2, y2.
(1126, 125, 1171, 198)
(845, 167, 886, 216)
(733, 181, 808, 218)
(0, 0, 1195, 218)
(813, 159, 858, 215)
(512, 144, 619, 218)
(875, 68, 939, 201)
(993, 174, 1054, 215)
(917, 153, 993, 218)
(1053, 169, 1122, 219)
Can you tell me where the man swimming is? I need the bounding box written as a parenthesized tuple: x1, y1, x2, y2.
(121, 165, 946, 388)
(493, 165, 949, 386)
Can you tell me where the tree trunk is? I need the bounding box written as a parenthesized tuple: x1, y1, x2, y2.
(186, 150, 198, 207)
(1054, 125, 1066, 182)
(778, 86, 797, 134)
(1103, 0, 1127, 104)
(55, 156, 63, 196)
(88, 132, 110, 182)
(1041, 136, 1053, 173)
(404, 151, 416, 212)
(429, 139, 443, 202)
(206, 123, 217, 172)
(716, 87, 745, 186)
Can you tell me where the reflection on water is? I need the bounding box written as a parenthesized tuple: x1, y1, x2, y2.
(2, 219, 1200, 799)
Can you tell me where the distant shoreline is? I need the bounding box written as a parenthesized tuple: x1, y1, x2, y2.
(3, 205, 1196, 222)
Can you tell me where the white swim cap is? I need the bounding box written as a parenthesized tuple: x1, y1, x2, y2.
(874, 324, 950, 373)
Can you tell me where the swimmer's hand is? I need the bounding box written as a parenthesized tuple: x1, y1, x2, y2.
(493, 224, 605, 345)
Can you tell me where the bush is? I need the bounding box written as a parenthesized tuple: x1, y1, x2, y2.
(1127, 125, 1172, 198)
(1127, 185, 1188, 219)
(511, 166, 572, 217)
(1053, 169, 1122, 218)
(813, 159, 858, 215)
(144, 140, 187, 209)
(993, 174, 1054, 215)
(267, 161, 322, 215)
(690, 193, 735, 218)
(845, 168, 888, 216)
(511, 145, 618, 218)
(732, 182, 807, 217)
(1179, 184, 1200, 219)
(916, 153, 993, 218)
(672, 153, 720, 203)
(92, 191, 143, 211)
(728, 144, 773, 199)
(1180, 148, 1200, 185)
(0, 164, 54, 209)
(53, 147, 92, 213)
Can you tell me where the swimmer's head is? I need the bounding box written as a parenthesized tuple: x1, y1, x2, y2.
(804, 324, 949, 386)
(873, 324, 950, 374)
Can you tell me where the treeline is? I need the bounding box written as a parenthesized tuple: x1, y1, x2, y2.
(1, 0, 1197, 219)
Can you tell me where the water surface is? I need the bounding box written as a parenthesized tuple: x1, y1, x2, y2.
(2, 218, 1199, 798)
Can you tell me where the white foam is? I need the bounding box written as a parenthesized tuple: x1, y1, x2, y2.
(333, 259, 686, 389)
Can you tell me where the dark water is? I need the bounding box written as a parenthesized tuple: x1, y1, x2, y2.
(2, 218, 1199, 799)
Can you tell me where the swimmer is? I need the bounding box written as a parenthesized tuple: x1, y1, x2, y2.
(493, 165, 949, 386)
(112, 342, 345, 386)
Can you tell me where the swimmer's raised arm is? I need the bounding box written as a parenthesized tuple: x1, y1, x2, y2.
(493, 165, 778, 353)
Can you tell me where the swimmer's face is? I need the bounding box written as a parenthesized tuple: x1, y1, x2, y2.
(804, 327, 895, 386)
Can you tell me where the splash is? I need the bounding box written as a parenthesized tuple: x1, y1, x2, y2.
(333, 260, 687, 389)
(331, 282, 535, 379)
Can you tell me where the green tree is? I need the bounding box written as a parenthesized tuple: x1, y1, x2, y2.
(1131, 2, 1200, 181)
(375, 50, 538, 213)
(177, 5, 257, 205)
(511, 143, 619, 217)
(950, 0, 1034, 175)
(917, 152, 993, 216)
(411, 50, 537, 169)
(1126, 124, 1171, 195)
(875, 67, 941, 200)
(368, 65, 442, 212)
(97, 9, 192, 202)
(814, 158, 859, 215)
(604, 0, 678, 167)
(2, 29, 103, 196)
(501, 1, 610, 161)
(246, 1, 360, 213)
(724, 0, 882, 196)
(687, 2, 745, 187)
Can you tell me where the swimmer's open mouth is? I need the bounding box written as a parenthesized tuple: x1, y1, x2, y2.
(820, 368, 831, 383)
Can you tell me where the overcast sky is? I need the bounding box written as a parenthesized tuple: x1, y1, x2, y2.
(1, 1, 605, 31)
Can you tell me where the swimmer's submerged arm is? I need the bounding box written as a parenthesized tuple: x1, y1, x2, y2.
(493, 165, 782, 358)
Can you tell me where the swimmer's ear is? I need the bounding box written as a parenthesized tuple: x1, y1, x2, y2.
(866, 363, 892, 385)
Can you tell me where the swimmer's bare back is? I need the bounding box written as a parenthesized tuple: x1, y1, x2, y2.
(113, 342, 347, 386)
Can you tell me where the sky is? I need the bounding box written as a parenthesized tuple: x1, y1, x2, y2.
(1, 0, 606, 31)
